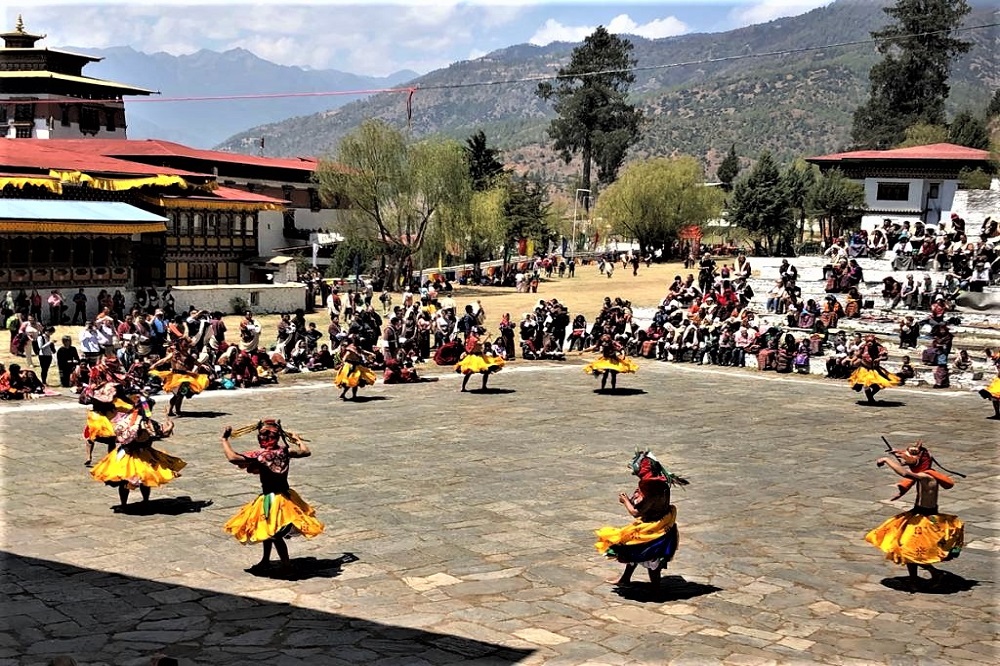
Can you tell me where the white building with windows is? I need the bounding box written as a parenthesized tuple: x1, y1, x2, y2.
(807, 142, 993, 233)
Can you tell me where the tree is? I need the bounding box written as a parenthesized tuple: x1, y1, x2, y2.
(316, 119, 468, 291)
(536, 27, 644, 201)
(807, 169, 866, 244)
(501, 176, 553, 264)
(729, 152, 793, 256)
(781, 160, 817, 244)
(989, 89, 1000, 119)
(596, 157, 725, 257)
(464, 130, 506, 191)
(716, 144, 740, 192)
(949, 111, 991, 150)
(851, 0, 972, 149)
(898, 123, 950, 148)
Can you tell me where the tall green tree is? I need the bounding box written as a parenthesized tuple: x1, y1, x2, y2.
(988, 89, 1000, 119)
(716, 144, 740, 192)
(316, 119, 468, 290)
(464, 130, 506, 191)
(597, 157, 724, 257)
(851, 0, 972, 149)
(898, 123, 950, 148)
(729, 152, 793, 256)
(502, 176, 553, 263)
(781, 160, 817, 244)
(807, 169, 866, 243)
(949, 111, 991, 150)
(536, 27, 644, 201)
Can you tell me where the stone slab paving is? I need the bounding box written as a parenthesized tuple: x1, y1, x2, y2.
(1, 361, 997, 665)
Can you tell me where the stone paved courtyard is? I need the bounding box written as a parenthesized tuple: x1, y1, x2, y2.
(1, 361, 997, 665)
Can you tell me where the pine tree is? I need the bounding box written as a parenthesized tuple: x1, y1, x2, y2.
(852, 0, 972, 149)
(716, 144, 740, 192)
(948, 111, 990, 150)
(729, 152, 793, 256)
(536, 27, 644, 200)
(464, 130, 506, 191)
(987, 89, 1000, 119)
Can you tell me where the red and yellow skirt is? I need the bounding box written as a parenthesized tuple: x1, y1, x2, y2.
(224, 490, 325, 544)
(455, 353, 505, 375)
(334, 363, 377, 388)
(865, 508, 964, 566)
(595, 507, 678, 566)
(981, 377, 1000, 399)
(91, 446, 186, 490)
(584, 355, 638, 376)
(849, 367, 901, 389)
(83, 399, 133, 441)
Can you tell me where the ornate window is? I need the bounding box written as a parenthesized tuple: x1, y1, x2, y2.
(13, 103, 34, 122)
(876, 182, 910, 202)
(79, 106, 100, 135)
(192, 213, 203, 236)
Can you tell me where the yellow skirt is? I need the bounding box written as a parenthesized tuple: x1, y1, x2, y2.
(335, 363, 377, 388)
(454, 353, 505, 375)
(83, 399, 134, 440)
(584, 355, 639, 376)
(595, 506, 677, 554)
(983, 377, 1000, 399)
(223, 489, 325, 544)
(865, 509, 964, 566)
(151, 370, 210, 395)
(849, 367, 901, 389)
(91, 446, 187, 490)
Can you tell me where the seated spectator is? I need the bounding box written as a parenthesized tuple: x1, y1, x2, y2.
(844, 287, 863, 319)
(896, 355, 916, 385)
(882, 276, 902, 309)
(900, 274, 919, 309)
(794, 339, 811, 374)
(953, 349, 974, 374)
(898, 316, 918, 349)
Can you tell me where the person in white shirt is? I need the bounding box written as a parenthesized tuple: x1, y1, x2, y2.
(969, 261, 991, 292)
(79, 322, 102, 363)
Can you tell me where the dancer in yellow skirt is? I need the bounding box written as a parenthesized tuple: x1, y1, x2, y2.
(454, 326, 505, 392)
(582, 334, 638, 392)
(90, 395, 182, 507)
(82, 350, 130, 467)
(334, 336, 377, 400)
(595, 449, 688, 588)
(849, 335, 900, 404)
(977, 350, 1000, 418)
(222, 420, 324, 572)
(149, 338, 211, 417)
(866, 441, 964, 590)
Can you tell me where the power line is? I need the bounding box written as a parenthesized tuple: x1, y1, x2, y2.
(26, 22, 999, 106)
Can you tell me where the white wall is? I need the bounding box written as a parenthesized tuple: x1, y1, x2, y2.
(863, 177, 923, 212)
(170, 283, 307, 315)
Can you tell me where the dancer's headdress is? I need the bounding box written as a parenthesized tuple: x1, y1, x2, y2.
(228, 419, 306, 450)
(629, 448, 688, 494)
(892, 440, 958, 498)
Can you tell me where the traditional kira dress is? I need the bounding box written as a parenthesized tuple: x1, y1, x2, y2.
(223, 446, 324, 544)
(454, 334, 505, 376)
(584, 340, 639, 377)
(90, 405, 185, 491)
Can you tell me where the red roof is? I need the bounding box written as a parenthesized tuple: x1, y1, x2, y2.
(809, 142, 991, 163)
(0, 139, 209, 177)
(197, 186, 288, 205)
(36, 138, 320, 173)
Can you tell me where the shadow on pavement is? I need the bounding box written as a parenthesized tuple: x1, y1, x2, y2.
(611, 575, 721, 603)
(594, 388, 647, 396)
(176, 410, 229, 419)
(244, 553, 360, 581)
(855, 400, 905, 408)
(112, 496, 214, 516)
(469, 387, 516, 394)
(0, 551, 535, 665)
(880, 572, 980, 595)
(347, 395, 389, 403)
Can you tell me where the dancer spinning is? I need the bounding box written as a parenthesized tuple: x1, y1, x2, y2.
(977, 349, 1000, 418)
(82, 350, 131, 467)
(849, 334, 900, 404)
(149, 339, 211, 416)
(334, 336, 377, 401)
(90, 395, 182, 507)
(582, 334, 638, 392)
(866, 440, 964, 590)
(221, 420, 324, 572)
(595, 449, 688, 588)
(454, 325, 505, 392)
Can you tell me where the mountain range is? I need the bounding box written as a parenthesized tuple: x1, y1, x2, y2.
(210, 0, 997, 178)
(65, 45, 417, 148)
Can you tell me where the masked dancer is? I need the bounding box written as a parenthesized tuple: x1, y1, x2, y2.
(583, 334, 638, 392)
(850, 334, 900, 404)
(455, 326, 505, 392)
(221, 420, 324, 572)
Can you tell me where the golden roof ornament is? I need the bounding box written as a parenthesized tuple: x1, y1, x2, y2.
(15, 14, 25, 33)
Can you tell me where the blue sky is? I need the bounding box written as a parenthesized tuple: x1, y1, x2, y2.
(7, 1, 834, 77)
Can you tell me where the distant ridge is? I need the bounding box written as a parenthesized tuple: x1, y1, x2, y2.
(62, 44, 418, 148)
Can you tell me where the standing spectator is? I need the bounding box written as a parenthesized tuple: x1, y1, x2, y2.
(47, 289, 64, 325)
(55, 335, 79, 387)
(71, 288, 88, 325)
(36, 326, 55, 385)
(79, 321, 101, 364)
(28, 289, 42, 321)
(21, 315, 41, 369)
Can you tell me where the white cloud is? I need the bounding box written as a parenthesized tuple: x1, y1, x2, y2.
(729, 1, 833, 27)
(529, 13, 688, 47)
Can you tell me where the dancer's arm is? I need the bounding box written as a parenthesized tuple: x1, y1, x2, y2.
(221, 427, 248, 464)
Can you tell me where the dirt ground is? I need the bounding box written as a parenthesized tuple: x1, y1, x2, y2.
(0, 261, 686, 382)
